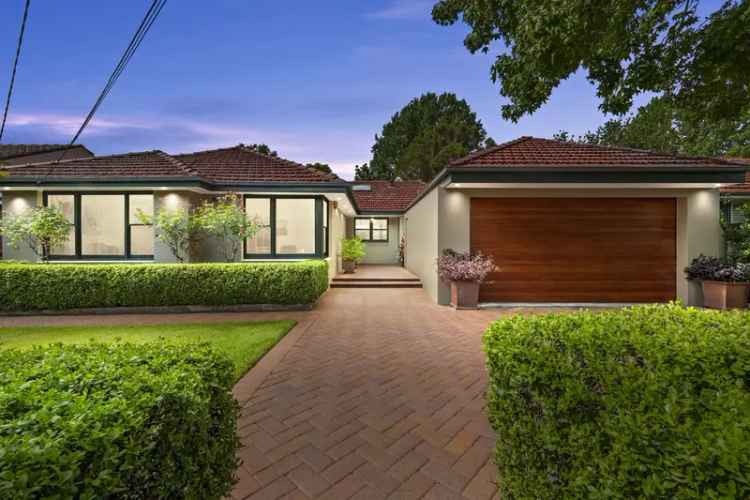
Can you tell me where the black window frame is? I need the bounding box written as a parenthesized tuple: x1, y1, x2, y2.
(244, 195, 329, 259)
(354, 217, 389, 242)
(43, 192, 155, 261)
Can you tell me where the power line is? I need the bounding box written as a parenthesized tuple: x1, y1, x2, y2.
(55, 0, 167, 164)
(0, 0, 32, 143)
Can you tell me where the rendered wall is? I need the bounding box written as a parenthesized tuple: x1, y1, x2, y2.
(404, 188, 439, 302)
(345, 217, 401, 265)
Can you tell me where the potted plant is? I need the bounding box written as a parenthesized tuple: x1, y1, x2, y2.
(437, 249, 497, 309)
(341, 236, 365, 273)
(685, 255, 750, 309)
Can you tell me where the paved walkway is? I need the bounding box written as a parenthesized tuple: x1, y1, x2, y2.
(230, 288, 509, 500)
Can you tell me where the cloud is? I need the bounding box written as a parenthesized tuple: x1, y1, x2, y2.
(366, 0, 434, 20)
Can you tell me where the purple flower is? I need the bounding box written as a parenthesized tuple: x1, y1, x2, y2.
(437, 249, 497, 284)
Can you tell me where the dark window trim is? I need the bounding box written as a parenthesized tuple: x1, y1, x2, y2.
(44, 192, 154, 261)
(354, 217, 389, 242)
(243, 195, 327, 259)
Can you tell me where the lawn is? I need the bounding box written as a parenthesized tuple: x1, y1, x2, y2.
(0, 320, 296, 380)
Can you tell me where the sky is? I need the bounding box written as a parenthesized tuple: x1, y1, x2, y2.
(0, 0, 723, 180)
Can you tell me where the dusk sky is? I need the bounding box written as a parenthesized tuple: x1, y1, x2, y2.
(0, 0, 721, 179)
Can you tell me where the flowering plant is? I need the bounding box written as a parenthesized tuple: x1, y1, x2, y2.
(437, 249, 497, 283)
(685, 254, 750, 282)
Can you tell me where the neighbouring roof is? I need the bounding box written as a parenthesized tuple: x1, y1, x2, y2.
(0, 144, 92, 161)
(351, 180, 425, 212)
(721, 157, 750, 194)
(452, 136, 742, 168)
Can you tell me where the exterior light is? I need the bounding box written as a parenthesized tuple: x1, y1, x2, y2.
(454, 183, 462, 187)
(160, 187, 168, 190)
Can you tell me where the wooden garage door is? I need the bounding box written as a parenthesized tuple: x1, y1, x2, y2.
(470, 198, 677, 303)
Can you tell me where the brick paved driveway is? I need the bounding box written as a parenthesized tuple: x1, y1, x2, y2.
(231, 288, 509, 500)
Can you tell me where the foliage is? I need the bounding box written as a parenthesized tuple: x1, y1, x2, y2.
(195, 193, 259, 262)
(305, 162, 333, 174)
(685, 254, 750, 282)
(556, 97, 750, 157)
(245, 143, 278, 157)
(0, 260, 329, 312)
(0, 206, 71, 263)
(354, 162, 375, 181)
(484, 304, 750, 499)
(399, 235, 406, 267)
(341, 236, 365, 263)
(437, 249, 496, 283)
(433, 0, 750, 125)
(138, 207, 203, 262)
(723, 201, 750, 262)
(367, 92, 491, 181)
(0, 342, 239, 499)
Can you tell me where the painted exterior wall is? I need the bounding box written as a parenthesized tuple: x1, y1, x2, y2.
(1, 191, 41, 262)
(345, 216, 401, 265)
(328, 202, 346, 279)
(404, 188, 439, 301)
(406, 186, 722, 306)
(153, 191, 208, 263)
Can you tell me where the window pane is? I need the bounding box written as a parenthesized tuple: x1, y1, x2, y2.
(47, 195, 75, 256)
(246, 198, 271, 254)
(355, 219, 369, 230)
(81, 195, 125, 255)
(322, 200, 328, 255)
(276, 199, 315, 254)
(372, 219, 388, 230)
(355, 229, 370, 241)
(129, 194, 153, 223)
(130, 225, 154, 255)
(372, 229, 388, 241)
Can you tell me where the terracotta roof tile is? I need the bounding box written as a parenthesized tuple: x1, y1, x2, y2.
(721, 157, 750, 193)
(0, 144, 90, 161)
(351, 180, 425, 211)
(174, 145, 344, 183)
(452, 136, 740, 168)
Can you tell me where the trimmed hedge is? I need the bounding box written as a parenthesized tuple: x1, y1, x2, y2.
(484, 304, 750, 499)
(0, 342, 239, 499)
(0, 260, 328, 311)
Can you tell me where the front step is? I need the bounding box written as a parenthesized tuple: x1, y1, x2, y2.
(331, 278, 422, 289)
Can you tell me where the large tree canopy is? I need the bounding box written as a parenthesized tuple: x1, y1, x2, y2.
(362, 92, 492, 181)
(556, 96, 750, 157)
(433, 0, 750, 123)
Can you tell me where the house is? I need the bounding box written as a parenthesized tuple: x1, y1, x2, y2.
(0, 137, 746, 307)
(0, 144, 93, 166)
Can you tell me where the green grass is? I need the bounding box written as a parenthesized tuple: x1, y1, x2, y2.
(0, 320, 296, 380)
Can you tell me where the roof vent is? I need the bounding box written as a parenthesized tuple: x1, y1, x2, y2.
(352, 184, 372, 191)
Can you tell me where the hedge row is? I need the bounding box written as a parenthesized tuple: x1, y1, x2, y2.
(0, 260, 328, 311)
(0, 342, 239, 499)
(484, 304, 750, 499)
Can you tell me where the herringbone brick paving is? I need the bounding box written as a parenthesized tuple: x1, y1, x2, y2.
(232, 287, 512, 500)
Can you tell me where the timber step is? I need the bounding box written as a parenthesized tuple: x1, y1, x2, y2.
(331, 278, 422, 289)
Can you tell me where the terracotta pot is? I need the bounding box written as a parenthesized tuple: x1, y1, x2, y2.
(450, 281, 480, 310)
(342, 259, 356, 274)
(702, 280, 750, 309)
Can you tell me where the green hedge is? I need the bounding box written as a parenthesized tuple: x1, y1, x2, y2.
(484, 304, 750, 499)
(0, 260, 328, 311)
(0, 342, 239, 499)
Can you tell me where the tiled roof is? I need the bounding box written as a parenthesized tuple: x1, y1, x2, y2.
(721, 157, 750, 193)
(351, 180, 425, 211)
(5, 150, 197, 178)
(0, 144, 90, 161)
(452, 136, 741, 168)
(174, 145, 344, 183)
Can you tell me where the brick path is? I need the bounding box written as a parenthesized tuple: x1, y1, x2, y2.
(231, 288, 508, 500)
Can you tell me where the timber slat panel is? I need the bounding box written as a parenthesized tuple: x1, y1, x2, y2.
(470, 198, 677, 303)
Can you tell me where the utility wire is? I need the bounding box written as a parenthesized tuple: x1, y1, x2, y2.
(0, 0, 32, 143)
(54, 0, 167, 164)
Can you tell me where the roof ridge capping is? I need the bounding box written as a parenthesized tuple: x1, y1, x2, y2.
(152, 150, 200, 177)
(3, 149, 166, 169)
(238, 145, 344, 182)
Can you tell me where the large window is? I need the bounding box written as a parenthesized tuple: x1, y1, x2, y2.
(355, 218, 388, 242)
(44, 193, 154, 260)
(244, 196, 328, 258)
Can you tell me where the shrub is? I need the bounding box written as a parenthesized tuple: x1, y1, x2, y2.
(685, 254, 750, 282)
(341, 236, 365, 263)
(0, 342, 239, 499)
(0, 206, 71, 263)
(437, 248, 496, 283)
(0, 260, 328, 312)
(484, 304, 750, 499)
(194, 193, 260, 262)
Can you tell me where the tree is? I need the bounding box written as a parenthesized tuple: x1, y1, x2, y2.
(369, 92, 491, 181)
(138, 208, 202, 263)
(306, 162, 332, 175)
(195, 193, 259, 262)
(245, 144, 278, 157)
(354, 163, 375, 181)
(433, 0, 750, 123)
(556, 96, 750, 157)
(0, 207, 71, 263)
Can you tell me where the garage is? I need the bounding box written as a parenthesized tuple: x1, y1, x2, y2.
(470, 197, 677, 303)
